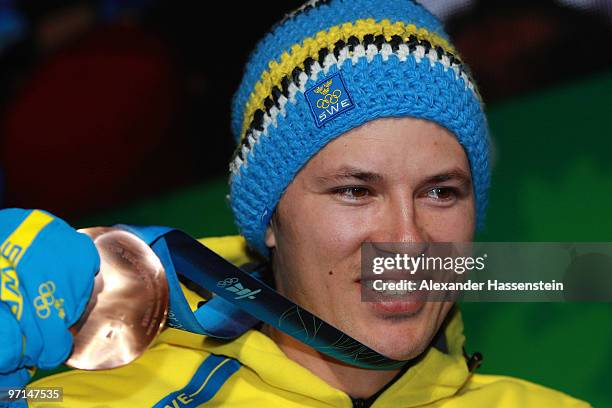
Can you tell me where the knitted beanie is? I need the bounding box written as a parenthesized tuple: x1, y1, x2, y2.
(229, 0, 490, 256)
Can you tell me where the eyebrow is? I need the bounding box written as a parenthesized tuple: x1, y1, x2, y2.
(315, 166, 471, 187)
(315, 166, 383, 184)
(417, 169, 472, 189)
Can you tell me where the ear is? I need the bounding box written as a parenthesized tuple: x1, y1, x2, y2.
(265, 224, 277, 249)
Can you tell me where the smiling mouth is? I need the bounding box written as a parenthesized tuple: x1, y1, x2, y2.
(355, 279, 426, 315)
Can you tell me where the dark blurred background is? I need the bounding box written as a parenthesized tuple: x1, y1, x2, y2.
(2, 0, 612, 406)
(1, 0, 611, 217)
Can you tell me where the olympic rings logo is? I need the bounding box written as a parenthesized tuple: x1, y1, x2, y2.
(33, 281, 56, 319)
(316, 89, 342, 109)
(217, 277, 239, 288)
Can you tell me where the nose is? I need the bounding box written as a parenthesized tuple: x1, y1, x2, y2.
(368, 194, 429, 257)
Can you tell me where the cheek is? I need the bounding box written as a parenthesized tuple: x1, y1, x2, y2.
(277, 197, 371, 267)
(272, 197, 370, 312)
(418, 200, 476, 242)
(316, 209, 371, 250)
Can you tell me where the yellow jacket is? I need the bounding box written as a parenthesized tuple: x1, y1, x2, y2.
(29, 236, 590, 407)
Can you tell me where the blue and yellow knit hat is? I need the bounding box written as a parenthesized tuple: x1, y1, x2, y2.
(229, 0, 490, 255)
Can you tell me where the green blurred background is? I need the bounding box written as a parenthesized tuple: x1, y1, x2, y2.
(73, 71, 612, 407)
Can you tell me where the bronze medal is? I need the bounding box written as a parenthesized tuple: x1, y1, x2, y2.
(66, 227, 169, 370)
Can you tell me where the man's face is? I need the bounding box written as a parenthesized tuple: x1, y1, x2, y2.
(265, 117, 475, 360)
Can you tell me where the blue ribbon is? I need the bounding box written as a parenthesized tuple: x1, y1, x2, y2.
(118, 225, 406, 370)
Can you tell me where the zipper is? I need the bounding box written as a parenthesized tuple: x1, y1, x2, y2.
(351, 398, 370, 408)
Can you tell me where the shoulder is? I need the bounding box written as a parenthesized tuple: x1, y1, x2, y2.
(28, 331, 242, 407)
(28, 328, 319, 408)
(458, 373, 591, 407)
(29, 336, 234, 408)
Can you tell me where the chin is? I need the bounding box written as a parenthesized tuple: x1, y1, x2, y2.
(368, 325, 434, 361)
(344, 302, 451, 361)
(339, 315, 435, 361)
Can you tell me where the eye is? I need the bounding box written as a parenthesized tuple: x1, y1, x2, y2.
(425, 187, 456, 202)
(334, 186, 371, 200)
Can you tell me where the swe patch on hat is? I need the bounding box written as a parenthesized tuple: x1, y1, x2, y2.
(305, 72, 354, 128)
